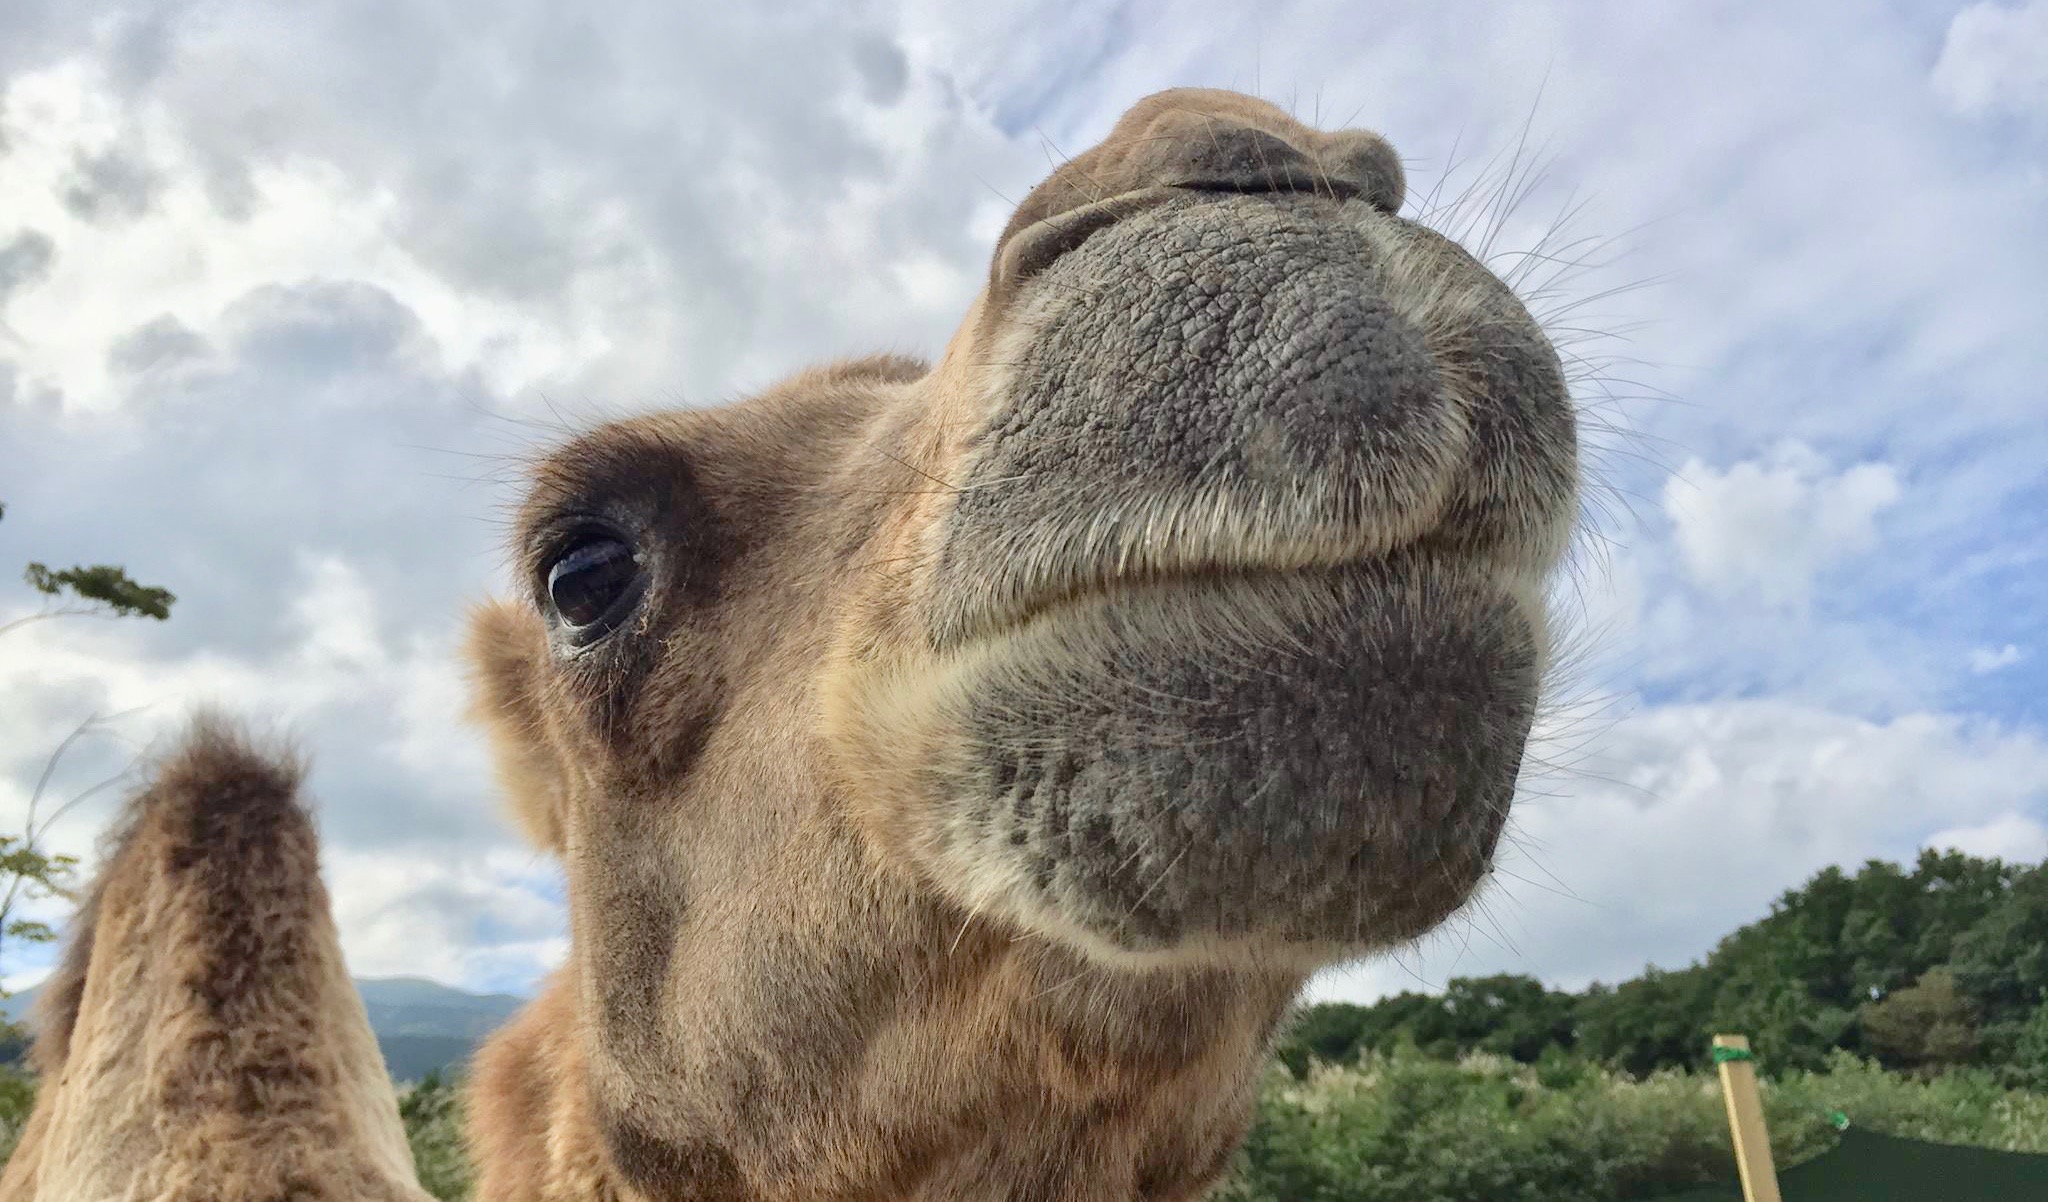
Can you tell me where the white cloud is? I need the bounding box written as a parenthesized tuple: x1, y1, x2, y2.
(324, 847, 567, 992)
(1970, 643, 2026, 674)
(1934, 1, 2048, 116)
(0, 62, 605, 412)
(1662, 442, 1901, 610)
(1926, 812, 2048, 863)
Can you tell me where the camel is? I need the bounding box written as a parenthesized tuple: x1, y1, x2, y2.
(462, 88, 1579, 1201)
(0, 718, 433, 1201)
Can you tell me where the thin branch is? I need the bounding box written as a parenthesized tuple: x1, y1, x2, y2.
(39, 769, 130, 847)
(0, 605, 109, 639)
(24, 712, 107, 839)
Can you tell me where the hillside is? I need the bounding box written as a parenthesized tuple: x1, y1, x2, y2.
(0, 975, 524, 1082)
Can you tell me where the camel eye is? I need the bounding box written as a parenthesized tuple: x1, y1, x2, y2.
(546, 535, 642, 635)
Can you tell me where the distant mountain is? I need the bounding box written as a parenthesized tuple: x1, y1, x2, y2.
(356, 976, 526, 1043)
(2, 975, 526, 1082)
(378, 1034, 492, 1083)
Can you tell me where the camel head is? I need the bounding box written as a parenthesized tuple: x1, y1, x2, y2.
(466, 87, 1578, 1201)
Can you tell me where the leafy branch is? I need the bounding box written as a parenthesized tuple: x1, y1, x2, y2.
(0, 563, 176, 637)
(0, 500, 176, 638)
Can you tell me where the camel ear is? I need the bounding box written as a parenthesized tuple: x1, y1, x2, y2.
(465, 599, 567, 854)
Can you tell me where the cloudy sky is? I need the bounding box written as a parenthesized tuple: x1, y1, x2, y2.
(1, 0, 2043, 1004)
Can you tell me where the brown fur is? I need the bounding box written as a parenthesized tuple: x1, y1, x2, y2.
(462, 89, 1580, 1201)
(0, 717, 431, 1201)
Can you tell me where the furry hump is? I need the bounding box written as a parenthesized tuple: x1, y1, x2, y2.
(0, 715, 433, 1202)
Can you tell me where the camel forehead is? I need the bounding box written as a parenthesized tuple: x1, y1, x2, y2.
(514, 355, 926, 532)
(509, 390, 871, 590)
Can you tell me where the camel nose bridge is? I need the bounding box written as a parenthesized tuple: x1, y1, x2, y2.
(941, 193, 1483, 636)
(1119, 221, 1460, 524)
(933, 90, 1580, 652)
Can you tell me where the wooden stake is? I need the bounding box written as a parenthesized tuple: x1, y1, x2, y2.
(1712, 1034, 1782, 1202)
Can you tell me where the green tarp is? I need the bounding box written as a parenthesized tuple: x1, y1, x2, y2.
(1652, 1127, 2048, 1200)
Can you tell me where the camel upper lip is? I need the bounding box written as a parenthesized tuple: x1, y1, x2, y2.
(993, 175, 1363, 293)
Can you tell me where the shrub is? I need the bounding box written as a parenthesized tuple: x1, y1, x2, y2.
(400, 1071, 475, 1201)
(1770, 1049, 2048, 1153)
(1215, 1046, 2046, 1202)
(0, 1065, 34, 1164)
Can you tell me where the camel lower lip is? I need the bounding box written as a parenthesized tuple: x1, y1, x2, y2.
(934, 558, 1539, 962)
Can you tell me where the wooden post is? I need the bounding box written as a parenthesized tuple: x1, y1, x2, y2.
(1712, 1034, 1782, 1202)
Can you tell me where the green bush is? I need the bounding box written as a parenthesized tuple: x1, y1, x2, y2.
(400, 1071, 475, 1201)
(1214, 1046, 2048, 1202)
(1771, 1050, 2048, 1153)
(0, 1065, 34, 1164)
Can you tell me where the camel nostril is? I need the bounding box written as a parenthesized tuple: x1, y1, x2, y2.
(1319, 130, 1406, 214)
(1158, 126, 1332, 197)
(1154, 124, 1403, 211)
(1177, 176, 1362, 204)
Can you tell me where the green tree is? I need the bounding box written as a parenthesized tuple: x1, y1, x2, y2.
(1442, 974, 1579, 1063)
(1680, 852, 2014, 1071)
(400, 1070, 475, 1200)
(0, 837, 80, 1005)
(1859, 966, 1977, 1074)
(1902, 851, 2015, 975)
(1281, 853, 2035, 1083)
(1275, 976, 1580, 1078)
(1952, 861, 2048, 1073)
(1699, 865, 1863, 1069)
(1276, 1001, 1375, 1077)
(1576, 966, 1713, 1077)
(2010, 1000, 2048, 1089)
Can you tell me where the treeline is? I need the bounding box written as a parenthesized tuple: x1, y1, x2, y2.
(1280, 848, 2048, 1083)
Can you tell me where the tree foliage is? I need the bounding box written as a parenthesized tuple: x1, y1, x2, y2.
(400, 1071, 476, 1200)
(1, 499, 177, 632)
(0, 837, 79, 980)
(1860, 967, 1977, 1072)
(1278, 850, 2048, 1086)
(1576, 966, 1714, 1078)
(20, 562, 175, 622)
